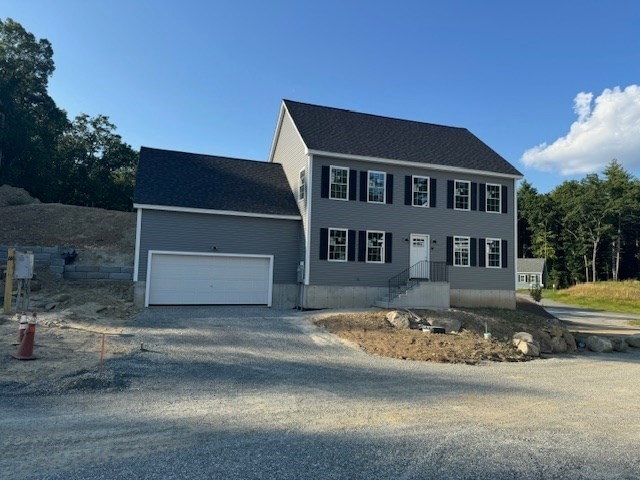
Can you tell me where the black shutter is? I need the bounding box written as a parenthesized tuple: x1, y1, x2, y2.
(349, 169, 357, 201)
(502, 185, 508, 214)
(502, 239, 508, 268)
(405, 176, 412, 205)
(386, 174, 393, 204)
(358, 230, 366, 262)
(385, 232, 393, 263)
(430, 178, 437, 208)
(359, 171, 367, 202)
(471, 182, 478, 211)
(446, 236, 453, 265)
(348, 230, 356, 261)
(447, 180, 454, 209)
(319, 228, 328, 260)
(321, 166, 329, 198)
(479, 183, 486, 212)
(470, 237, 477, 267)
(478, 238, 486, 267)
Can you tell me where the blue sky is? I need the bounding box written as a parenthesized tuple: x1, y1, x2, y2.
(4, 0, 640, 193)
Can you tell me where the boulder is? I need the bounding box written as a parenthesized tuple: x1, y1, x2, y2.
(547, 325, 565, 338)
(626, 334, 640, 348)
(385, 311, 411, 329)
(586, 336, 613, 353)
(610, 337, 629, 352)
(537, 331, 553, 354)
(550, 336, 568, 353)
(430, 317, 462, 333)
(517, 341, 540, 357)
(562, 332, 577, 352)
(512, 332, 534, 345)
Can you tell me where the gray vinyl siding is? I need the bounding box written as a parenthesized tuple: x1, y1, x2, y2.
(137, 209, 302, 283)
(309, 155, 516, 290)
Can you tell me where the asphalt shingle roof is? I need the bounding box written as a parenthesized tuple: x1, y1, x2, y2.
(283, 100, 522, 176)
(517, 258, 546, 273)
(134, 147, 300, 217)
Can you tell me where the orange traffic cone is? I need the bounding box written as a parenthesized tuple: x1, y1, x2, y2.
(14, 313, 28, 346)
(13, 314, 37, 360)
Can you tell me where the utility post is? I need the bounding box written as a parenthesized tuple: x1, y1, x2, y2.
(3, 248, 15, 313)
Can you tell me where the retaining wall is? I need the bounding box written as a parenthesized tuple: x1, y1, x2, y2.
(0, 245, 132, 281)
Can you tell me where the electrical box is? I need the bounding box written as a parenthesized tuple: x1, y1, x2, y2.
(297, 262, 305, 283)
(14, 252, 34, 279)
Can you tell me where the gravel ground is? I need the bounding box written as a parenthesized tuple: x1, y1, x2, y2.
(1, 307, 639, 480)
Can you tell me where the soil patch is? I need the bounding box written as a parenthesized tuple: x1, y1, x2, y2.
(315, 300, 556, 364)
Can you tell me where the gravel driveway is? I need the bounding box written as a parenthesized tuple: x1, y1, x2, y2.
(1, 307, 639, 479)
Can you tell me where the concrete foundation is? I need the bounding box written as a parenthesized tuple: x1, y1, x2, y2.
(375, 282, 450, 309)
(303, 285, 387, 309)
(450, 289, 516, 309)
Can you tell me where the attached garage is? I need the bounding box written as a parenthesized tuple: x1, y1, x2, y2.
(146, 251, 273, 307)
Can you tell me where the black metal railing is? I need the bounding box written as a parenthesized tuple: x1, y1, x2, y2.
(387, 261, 448, 305)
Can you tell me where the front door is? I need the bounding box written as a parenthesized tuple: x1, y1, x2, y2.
(409, 234, 430, 279)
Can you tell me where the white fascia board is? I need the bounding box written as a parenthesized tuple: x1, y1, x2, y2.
(133, 203, 301, 221)
(307, 149, 523, 180)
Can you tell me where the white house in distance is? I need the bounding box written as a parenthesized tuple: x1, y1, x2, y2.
(516, 258, 548, 289)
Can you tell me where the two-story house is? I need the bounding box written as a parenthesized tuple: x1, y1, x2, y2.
(133, 99, 522, 309)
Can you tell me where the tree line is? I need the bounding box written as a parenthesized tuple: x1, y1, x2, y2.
(0, 18, 137, 211)
(518, 160, 640, 286)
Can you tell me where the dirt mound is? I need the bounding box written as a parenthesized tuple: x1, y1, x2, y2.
(0, 202, 135, 251)
(0, 185, 40, 207)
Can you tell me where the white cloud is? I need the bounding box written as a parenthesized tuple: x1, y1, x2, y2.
(521, 85, 640, 175)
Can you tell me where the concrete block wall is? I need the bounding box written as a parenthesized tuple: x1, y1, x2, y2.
(0, 245, 132, 282)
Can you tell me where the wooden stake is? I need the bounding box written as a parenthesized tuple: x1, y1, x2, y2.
(3, 248, 15, 314)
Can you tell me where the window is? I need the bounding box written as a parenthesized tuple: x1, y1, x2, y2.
(328, 228, 347, 261)
(366, 231, 385, 263)
(330, 166, 348, 200)
(454, 236, 470, 267)
(412, 176, 430, 207)
(368, 171, 386, 203)
(298, 168, 306, 200)
(519, 274, 527, 282)
(454, 180, 470, 210)
(486, 184, 501, 213)
(486, 238, 501, 268)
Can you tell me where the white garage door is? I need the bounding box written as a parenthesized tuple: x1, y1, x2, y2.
(147, 252, 272, 306)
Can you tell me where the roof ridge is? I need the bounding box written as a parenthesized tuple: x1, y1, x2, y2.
(282, 99, 466, 131)
(140, 146, 281, 166)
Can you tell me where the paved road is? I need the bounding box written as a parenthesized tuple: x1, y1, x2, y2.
(1, 307, 639, 480)
(538, 297, 640, 336)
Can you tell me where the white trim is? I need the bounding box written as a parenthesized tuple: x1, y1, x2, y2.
(513, 178, 518, 287)
(329, 165, 350, 201)
(367, 170, 386, 204)
(133, 203, 301, 221)
(268, 103, 310, 163)
(366, 230, 385, 264)
(304, 155, 312, 285)
(411, 175, 430, 208)
(307, 149, 523, 180)
(145, 250, 274, 308)
(485, 183, 502, 214)
(485, 237, 502, 268)
(133, 208, 142, 282)
(453, 180, 471, 211)
(453, 235, 471, 268)
(327, 227, 348, 262)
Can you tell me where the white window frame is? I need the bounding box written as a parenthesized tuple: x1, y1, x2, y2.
(486, 238, 501, 268)
(328, 228, 348, 262)
(367, 170, 386, 204)
(298, 168, 306, 201)
(518, 274, 527, 282)
(366, 230, 385, 264)
(329, 166, 349, 201)
(412, 175, 430, 207)
(453, 236, 470, 267)
(486, 183, 501, 213)
(454, 180, 470, 211)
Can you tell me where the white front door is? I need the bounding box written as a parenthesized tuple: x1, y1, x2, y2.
(409, 234, 430, 279)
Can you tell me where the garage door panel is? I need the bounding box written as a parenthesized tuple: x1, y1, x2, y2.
(148, 253, 271, 306)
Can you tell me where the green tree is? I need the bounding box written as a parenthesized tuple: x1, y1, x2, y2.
(0, 18, 68, 199)
(55, 114, 138, 210)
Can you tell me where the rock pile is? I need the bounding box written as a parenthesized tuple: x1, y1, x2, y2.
(512, 323, 577, 357)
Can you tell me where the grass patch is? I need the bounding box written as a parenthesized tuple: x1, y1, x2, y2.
(543, 281, 640, 315)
